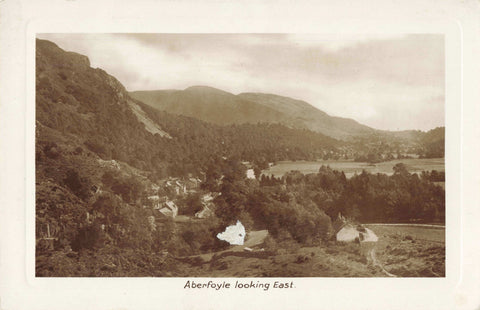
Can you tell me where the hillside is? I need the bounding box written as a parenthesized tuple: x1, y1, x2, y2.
(36, 39, 342, 177)
(131, 87, 444, 159)
(130, 86, 290, 127)
(238, 92, 375, 138)
(130, 88, 375, 139)
(36, 39, 171, 139)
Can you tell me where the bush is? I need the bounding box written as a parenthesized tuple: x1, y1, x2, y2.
(84, 140, 107, 157)
(63, 168, 92, 201)
(178, 193, 203, 216)
(43, 141, 61, 159)
(74, 146, 83, 155)
(71, 223, 105, 251)
(295, 254, 311, 264)
(110, 176, 144, 204)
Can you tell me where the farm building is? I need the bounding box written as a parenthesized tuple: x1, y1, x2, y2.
(333, 213, 347, 233)
(158, 200, 178, 218)
(336, 224, 360, 242)
(358, 227, 379, 242)
(333, 213, 378, 242)
(194, 193, 216, 219)
(195, 205, 213, 219)
(336, 224, 379, 242)
(163, 178, 187, 196)
(148, 195, 167, 209)
(148, 195, 160, 201)
(150, 183, 160, 192)
(185, 177, 202, 190)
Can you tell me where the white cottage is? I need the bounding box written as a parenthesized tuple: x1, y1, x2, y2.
(336, 223, 378, 243)
(336, 224, 360, 242)
(333, 213, 378, 243)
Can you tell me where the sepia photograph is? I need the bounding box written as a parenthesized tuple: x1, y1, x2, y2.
(34, 33, 446, 278)
(5, 0, 480, 308)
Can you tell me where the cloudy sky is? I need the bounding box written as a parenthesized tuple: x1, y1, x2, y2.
(37, 33, 444, 131)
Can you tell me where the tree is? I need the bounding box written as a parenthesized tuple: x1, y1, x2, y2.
(91, 193, 121, 227)
(201, 163, 222, 191)
(111, 176, 144, 204)
(179, 193, 203, 216)
(63, 169, 92, 201)
(393, 163, 409, 176)
(71, 223, 105, 251)
(253, 166, 262, 179)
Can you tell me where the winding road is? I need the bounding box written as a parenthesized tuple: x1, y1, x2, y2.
(369, 248, 396, 277)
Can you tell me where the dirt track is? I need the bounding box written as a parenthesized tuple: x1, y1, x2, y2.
(364, 224, 445, 277)
(366, 223, 445, 229)
(369, 248, 396, 277)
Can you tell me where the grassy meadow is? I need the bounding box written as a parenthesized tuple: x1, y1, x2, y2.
(263, 158, 445, 178)
(365, 224, 445, 277)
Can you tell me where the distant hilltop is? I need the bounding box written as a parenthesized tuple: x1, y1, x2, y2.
(130, 86, 374, 140)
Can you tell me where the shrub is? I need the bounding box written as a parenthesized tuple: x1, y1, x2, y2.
(43, 141, 61, 159)
(71, 223, 105, 251)
(74, 146, 83, 155)
(295, 254, 311, 264)
(178, 193, 203, 216)
(84, 140, 107, 157)
(63, 168, 92, 201)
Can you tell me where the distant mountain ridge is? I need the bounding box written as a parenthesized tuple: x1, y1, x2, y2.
(130, 87, 375, 139)
(238, 92, 375, 138)
(130, 86, 293, 130)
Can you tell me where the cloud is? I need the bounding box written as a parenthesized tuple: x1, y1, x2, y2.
(36, 33, 444, 131)
(285, 33, 409, 51)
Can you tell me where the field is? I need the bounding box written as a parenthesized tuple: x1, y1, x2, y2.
(263, 158, 445, 178)
(365, 224, 445, 277)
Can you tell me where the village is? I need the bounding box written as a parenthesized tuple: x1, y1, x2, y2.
(144, 176, 207, 220)
(97, 158, 379, 248)
(139, 167, 379, 253)
(141, 163, 258, 223)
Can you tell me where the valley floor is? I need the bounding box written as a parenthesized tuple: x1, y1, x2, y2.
(263, 158, 445, 178)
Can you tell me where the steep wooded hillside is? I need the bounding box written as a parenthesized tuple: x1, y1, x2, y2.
(36, 39, 341, 177)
